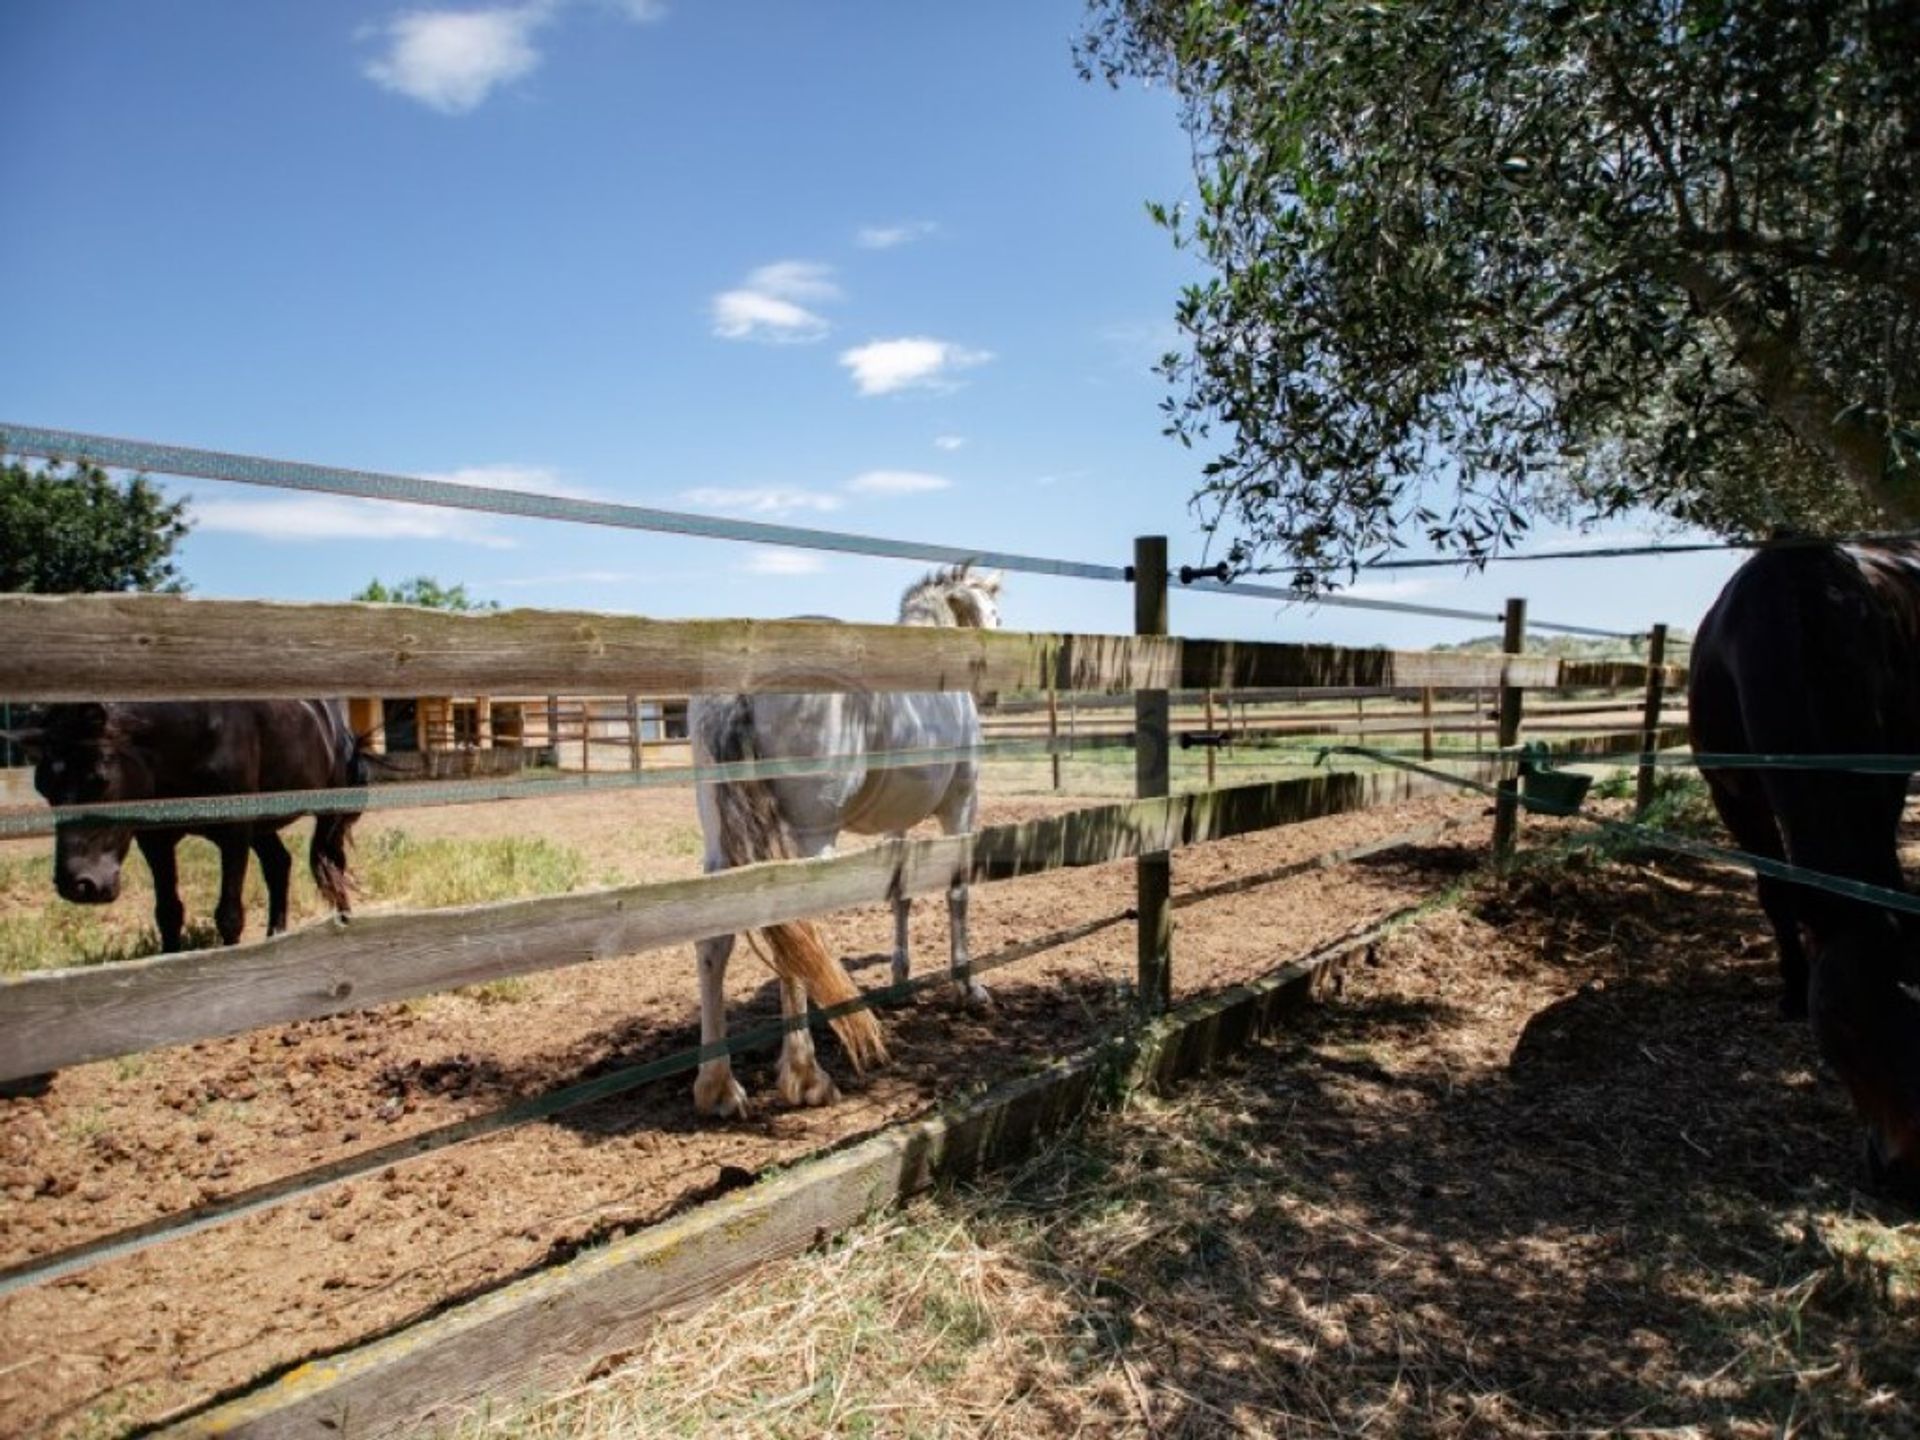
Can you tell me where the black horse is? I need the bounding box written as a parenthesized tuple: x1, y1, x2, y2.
(15, 700, 367, 951)
(1691, 541, 1920, 1199)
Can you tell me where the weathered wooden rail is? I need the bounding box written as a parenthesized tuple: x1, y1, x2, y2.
(0, 723, 1684, 1085)
(0, 593, 1676, 700)
(0, 769, 1448, 1081)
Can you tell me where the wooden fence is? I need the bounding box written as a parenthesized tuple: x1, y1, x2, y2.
(0, 558, 1686, 1435)
(0, 586, 1683, 1082)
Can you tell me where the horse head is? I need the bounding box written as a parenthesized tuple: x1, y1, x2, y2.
(30, 702, 156, 905)
(1808, 919, 1920, 1203)
(899, 563, 1005, 630)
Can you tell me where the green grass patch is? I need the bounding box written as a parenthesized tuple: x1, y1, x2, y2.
(0, 824, 592, 977)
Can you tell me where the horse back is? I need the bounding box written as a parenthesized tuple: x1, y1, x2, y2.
(109, 699, 359, 802)
(1691, 542, 1920, 758)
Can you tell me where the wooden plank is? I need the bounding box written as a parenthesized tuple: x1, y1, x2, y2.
(0, 593, 1671, 701)
(1636, 624, 1670, 816)
(0, 594, 1122, 700)
(1492, 599, 1528, 859)
(158, 924, 1386, 1440)
(1559, 659, 1688, 689)
(0, 769, 1452, 1082)
(1047, 686, 1062, 792)
(1134, 537, 1171, 1014)
(1204, 688, 1218, 788)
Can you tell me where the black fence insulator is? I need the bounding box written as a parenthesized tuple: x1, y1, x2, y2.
(1179, 730, 1234, 750)
(1123, 564, 1136, 581)
(1178, 562, 1232, 585)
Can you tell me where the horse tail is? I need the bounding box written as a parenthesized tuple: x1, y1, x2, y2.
(699, 696, 889, 1074)
(311, 709, 370, 915)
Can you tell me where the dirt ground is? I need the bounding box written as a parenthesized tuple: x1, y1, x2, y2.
(0, 780, 1494, 1438)
(464, 841, 1919, 1439)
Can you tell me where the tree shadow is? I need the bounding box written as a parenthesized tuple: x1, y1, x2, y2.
(942, 851, 1920, 1437)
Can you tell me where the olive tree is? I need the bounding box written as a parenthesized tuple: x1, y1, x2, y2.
(1081, 0, 1920, 580)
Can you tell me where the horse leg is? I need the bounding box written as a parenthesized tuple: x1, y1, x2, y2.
(252, 828, 293, 936)
(774, 829, 844, 1106)
(890, 845, 912, 991)
(936, 782, 989, 1010)
(137, 832, 186, 953)
(1703, 768, 1809, 1018)
(775, 974, 839, 1107)
(692, 931, 749, 1117)
(212, 831, 251, 946)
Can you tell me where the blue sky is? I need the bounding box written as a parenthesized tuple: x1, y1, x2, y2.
(0, 0, 1740, 650)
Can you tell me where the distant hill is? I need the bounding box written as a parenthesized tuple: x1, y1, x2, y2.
(1431, 628, 1692, 661)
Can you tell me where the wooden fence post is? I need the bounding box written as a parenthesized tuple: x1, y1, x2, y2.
(1492, 598, 1528, 860)
(1635, 624, 1669, 816)
(1047, 686, 1062, 792)
(627, 695, 643, 772)
(1421, 686, 1435, 762)
(1204, 688, 1218, 789)
(1134, 536, 1171, 1014)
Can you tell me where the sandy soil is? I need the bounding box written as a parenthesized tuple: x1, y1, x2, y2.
(454, 840, 1917, 1439)
(0, 782, 1494, 1438)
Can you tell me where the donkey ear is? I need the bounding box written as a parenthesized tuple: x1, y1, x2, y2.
(945, 590, 987, 626)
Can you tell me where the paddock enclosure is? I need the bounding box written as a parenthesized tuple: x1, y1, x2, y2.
(0, 427, 1704, 1438)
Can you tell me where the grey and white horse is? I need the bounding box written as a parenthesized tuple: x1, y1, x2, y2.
(687, 564, 1003, 1117)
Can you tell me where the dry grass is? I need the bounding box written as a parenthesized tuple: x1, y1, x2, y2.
(450, 844, 1920, 1440)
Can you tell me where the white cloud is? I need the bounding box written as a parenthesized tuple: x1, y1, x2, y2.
(362, 7, 548, 114)
(711, 260, 840, 342)
(737, 548, 826, 576)
(933, 435, 966, 451)
(680, 486, 845, 515)
(362, 1, 663, 114)
(846, 470, 950, 496)
(711, 290, 829, 343)
(746, 260, 840, 304)
(192, 495, 515, 548)
(855, 220, 937, 250)
(839, 337, 993, 396)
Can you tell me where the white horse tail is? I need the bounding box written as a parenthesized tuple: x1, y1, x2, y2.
(700, 697, 890, 1075)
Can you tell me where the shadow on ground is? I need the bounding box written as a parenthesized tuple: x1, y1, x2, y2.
(944, 850, 1920, 1438)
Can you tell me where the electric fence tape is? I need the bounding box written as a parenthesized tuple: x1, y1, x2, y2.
(3, 423, 1633, 637)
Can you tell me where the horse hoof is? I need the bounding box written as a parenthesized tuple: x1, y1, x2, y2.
(693, 1073, 750, 1118)
(957, 981, 993, 1012)
(776, 1057, 840, 1108)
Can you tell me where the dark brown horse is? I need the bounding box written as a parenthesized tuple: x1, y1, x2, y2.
(17, 700, 367, 951)
(1691, 541, 1920, 1200)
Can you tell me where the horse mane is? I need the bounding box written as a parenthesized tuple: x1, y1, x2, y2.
(897, 562, 1003, 627)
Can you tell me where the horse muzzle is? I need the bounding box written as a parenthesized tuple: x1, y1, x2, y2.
(55, 870, 120, 904)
